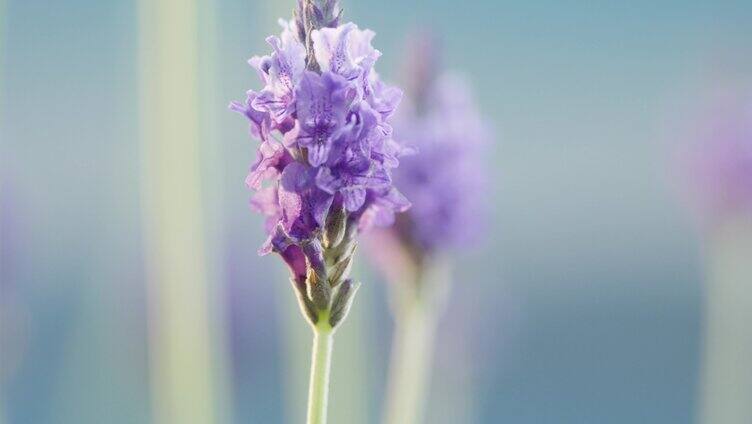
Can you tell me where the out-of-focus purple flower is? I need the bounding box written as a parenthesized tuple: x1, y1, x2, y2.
(680, 92, 752, 223)
(386, 34, 491, 256)
(231, 0, 407, 326)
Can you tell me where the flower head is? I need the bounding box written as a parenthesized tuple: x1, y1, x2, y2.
(680, 90, 752, 223)
(386, 34, 491, 258)
(231, 0, 408, 327)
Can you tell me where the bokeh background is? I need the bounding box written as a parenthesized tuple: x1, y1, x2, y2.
(2, 0, 752, 423)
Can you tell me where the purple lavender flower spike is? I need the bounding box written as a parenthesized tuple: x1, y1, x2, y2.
(389, 71, 490, 256)
(371, 32, 492, 424)
(232, 5, 410, 419)
(680, 92, 752, 223)
(230, 0, 409, 332)
(364, 31, 489, 261)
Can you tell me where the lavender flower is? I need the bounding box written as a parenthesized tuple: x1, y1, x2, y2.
(385, 34, 490, 259)
(372, 33, 492, 424)
(680, 92, 752, 223)
(232, 5, 410, 421)
(230, 0, 408, 327)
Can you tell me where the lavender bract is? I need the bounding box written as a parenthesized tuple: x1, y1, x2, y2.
(230, 0, 409, 326)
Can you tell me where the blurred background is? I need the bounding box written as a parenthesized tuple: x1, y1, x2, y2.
(2, 0, 752, 423)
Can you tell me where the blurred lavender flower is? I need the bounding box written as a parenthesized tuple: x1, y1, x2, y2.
(386, 34, 491, 259)
(680, 91, 752, 223)
(676, 85, 752, 424)
(369, 32, 493, 424)
(230, 0, 408, 325)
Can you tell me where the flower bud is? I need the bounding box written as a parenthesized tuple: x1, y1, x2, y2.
(305, 267, 332, 311)
(302, 239, 331, 310)
(290, 277, 319, 326)
(302, 238, 327, 279)
(328, 248, 354, 287)
(323, 206, 347, 248)
(328, 236, 357, 268)
(329, 279, 360, 328)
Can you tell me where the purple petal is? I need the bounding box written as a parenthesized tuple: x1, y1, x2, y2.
(250, 185, 282, 235)
(370, 82, 403, 119)
(259, 226, 307, 281)
(353, 167, 390, 188)
(252, 89, 292, 122)
(248, 55, 272, 82)
(315, 167, 342, 194)
(229, 91, 270, 141)
(245, 140, 285, 190)
(283, 121, 301, 148)
(342, 186, 366, 211)
(278, 163, 307, 232)
(382, 187, 411, 212)
(312, 191, 334, 227)
(307, 141, 331, 167)
(311, 23, 360, 80)
(280, 244, 308, 281)
(250, 186, 279, 216)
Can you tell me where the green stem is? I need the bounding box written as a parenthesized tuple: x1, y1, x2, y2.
(699, 217, 752, 423)
(307, 315, 334, 424)
(382, 295, 437, 424)
(383, 260, 450, 424)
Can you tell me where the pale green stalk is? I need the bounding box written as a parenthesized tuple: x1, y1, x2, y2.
(308, 313, 334, 424)
(383, 259, 450, 424)
(139, 0, 222, 422)
(280, 276, 371, 424)
(383, 293, 436, 424)
(699, 215, 752, 423)
(197, 0, 234, 420)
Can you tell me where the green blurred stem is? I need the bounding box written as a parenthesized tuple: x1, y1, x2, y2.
(307, 314, 334, 424)
(383, 282, 440, 424)
(699, 216, 752, 423)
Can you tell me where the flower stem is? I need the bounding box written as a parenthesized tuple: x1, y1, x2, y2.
(699, 216, 752, 423)
(383, 295, 436, 424)
(307, 314, 334, 424)
(383, 260, 450, 424)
